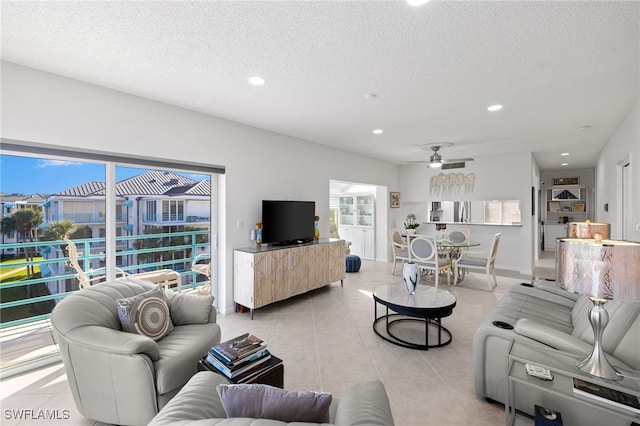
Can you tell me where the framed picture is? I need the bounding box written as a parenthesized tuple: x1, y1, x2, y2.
(553, 177, 579, 186)
(548, 201, 560, 212)
(572, 203, 585, 212)
(390, 192, 400, 208)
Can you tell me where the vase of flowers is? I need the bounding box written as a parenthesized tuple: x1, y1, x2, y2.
(255, 222, 263, 247)
(404, 213, 420, 235)
(314, 215, 320, 240)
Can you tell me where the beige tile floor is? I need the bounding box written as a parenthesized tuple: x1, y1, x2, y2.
(1, 256, 556, 426)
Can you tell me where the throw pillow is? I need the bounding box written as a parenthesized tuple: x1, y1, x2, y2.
(164, 290, 213, 325)
(117, 285, 174, 341)
(216, 383, 332, 423)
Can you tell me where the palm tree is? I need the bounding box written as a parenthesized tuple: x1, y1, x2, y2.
(13, 209, 43, 279)
(133, 226, 164, 269)
(1, 216, 17, 249)
(41, 220, 76, 242)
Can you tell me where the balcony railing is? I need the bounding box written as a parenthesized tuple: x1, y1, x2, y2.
(142, 213, 210, 223)
(50, 213, 126, 223)
(0, 230, 211, 331)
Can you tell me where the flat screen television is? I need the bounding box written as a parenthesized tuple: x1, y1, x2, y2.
(262, 200, 316, 246)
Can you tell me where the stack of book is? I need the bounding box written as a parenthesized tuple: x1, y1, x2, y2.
(206, 333, 278, 383)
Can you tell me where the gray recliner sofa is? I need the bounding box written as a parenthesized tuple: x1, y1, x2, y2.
(148, 371, 395, 426)
(51, 278, 221, 426)
(473, 282, 640, 416)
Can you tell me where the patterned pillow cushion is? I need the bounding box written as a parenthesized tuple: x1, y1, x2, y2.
(117, 285, 174, 341)
(216, 383, 332, 423)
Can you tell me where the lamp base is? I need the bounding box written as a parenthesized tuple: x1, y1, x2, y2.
(577, 297, 622, 381)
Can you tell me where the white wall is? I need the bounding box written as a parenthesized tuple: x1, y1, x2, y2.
(596, 97, 640, 241)
(399, 152, 536, 275)
(0, 61, 401, 313)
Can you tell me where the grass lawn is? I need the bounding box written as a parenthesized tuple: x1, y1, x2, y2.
(1, 257, 55, 324)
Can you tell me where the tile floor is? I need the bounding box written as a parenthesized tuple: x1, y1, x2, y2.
(1, 257, 554, 425)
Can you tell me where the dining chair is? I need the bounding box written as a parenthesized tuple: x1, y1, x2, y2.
(446, 228, 470, 244)
(409, 236, 452, 287)
(453, 232, 501, 291)
(390, 228, 409, 274)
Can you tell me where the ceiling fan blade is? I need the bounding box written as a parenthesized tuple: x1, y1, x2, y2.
(441, 162, 467, 170)
(442, 157, 474, 163)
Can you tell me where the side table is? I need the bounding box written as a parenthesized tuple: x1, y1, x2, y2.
(198, 355, 284, 388)
(506, 340, 640, 426)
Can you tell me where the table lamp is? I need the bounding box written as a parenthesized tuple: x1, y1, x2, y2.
(556, 238, 640, 380)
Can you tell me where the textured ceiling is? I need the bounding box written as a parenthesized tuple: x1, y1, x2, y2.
(2, 1, 639, 170)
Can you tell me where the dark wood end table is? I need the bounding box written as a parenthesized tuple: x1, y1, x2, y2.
(198, 355, 284, 388)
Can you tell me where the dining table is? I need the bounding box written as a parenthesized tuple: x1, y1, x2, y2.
(403, 233, 481, 283)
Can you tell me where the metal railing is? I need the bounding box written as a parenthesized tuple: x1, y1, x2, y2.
(49, 213, 126, 223)
(141, 213, 210, 223)
(0, 230, 210, 329)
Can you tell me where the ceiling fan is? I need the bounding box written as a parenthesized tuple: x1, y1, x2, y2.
(421, 143, 474, 169)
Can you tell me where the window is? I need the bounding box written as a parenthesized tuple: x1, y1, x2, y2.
(484, 200, 521, 225)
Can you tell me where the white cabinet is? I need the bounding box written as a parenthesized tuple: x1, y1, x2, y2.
(355, 195, 374, 226)
(341, 227, 375, 259)
(338, 196, 355, 226)
(337, 194, 375, 260)
(233, 239, 346, 318)
(544, 224, 568, 251)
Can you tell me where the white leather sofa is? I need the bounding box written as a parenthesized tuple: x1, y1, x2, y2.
(473, 282, 640, 414)
(148, 371, 395, 426)
(51, 279, 221, 426)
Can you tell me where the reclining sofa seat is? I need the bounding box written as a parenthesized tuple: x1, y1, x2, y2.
(474, 283, 640, 414)
(149, 371, 395, 426)
(51, 278, 221, 426)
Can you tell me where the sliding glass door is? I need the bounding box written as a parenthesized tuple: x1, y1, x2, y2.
(0, 143, 220, 373)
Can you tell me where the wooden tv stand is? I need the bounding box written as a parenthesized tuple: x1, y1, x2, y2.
(233, 238, 346, 319)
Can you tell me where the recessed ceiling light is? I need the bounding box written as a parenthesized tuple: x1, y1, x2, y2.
(248, 76, 265, 86)
(561, 152, 570, 156)
(365, 93, 378, 99)
(561, 163, 569, 166)
(407, 0, 430, 6)
(487, 104, 503, 112)
(372, 129, 383, 134)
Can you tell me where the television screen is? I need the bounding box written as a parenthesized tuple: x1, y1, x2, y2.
(262, 200, 316, 245)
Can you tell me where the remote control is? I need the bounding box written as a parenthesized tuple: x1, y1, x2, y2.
(525, 363, 553, 380)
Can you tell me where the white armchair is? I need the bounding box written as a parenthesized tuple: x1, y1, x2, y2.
(51, 279, 221, 425)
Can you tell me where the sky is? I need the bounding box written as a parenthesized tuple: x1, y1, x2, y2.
(0, 154, 206, 195)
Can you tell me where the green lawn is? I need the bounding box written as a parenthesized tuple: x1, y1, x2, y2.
(0, 257, 55, 324)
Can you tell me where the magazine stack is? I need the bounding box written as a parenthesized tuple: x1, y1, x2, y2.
(206, 333, 280, 383)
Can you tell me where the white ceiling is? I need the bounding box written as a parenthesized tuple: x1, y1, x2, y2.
(2, 1, 639, 171)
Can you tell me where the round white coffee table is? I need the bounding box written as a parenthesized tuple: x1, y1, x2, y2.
(372, 283, 456, 350)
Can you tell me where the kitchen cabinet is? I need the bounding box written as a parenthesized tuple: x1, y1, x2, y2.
(337, 194, 375, 260)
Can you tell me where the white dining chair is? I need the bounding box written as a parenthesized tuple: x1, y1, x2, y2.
(409, 236, 452, 287)
(446, 228, 470, 244)
(453, 233, 501, 291)
(390, 228, 409, 274)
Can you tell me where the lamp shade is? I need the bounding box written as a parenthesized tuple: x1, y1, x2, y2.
(568, 222, 609, 239)
(556, 238, 640, 300)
